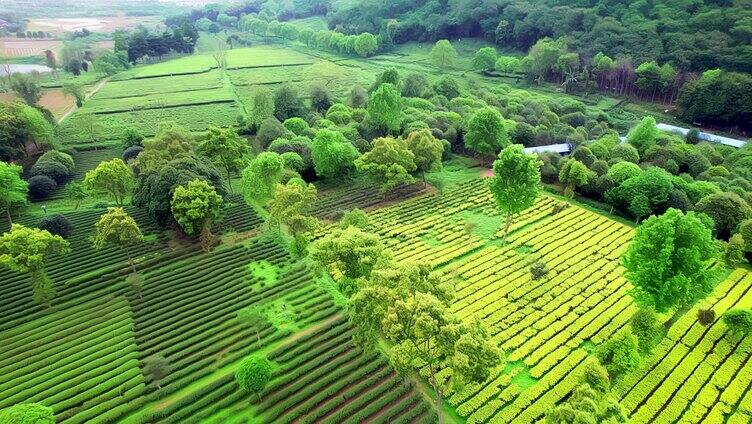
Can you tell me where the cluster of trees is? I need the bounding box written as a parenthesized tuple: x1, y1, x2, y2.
(111, 23, 199, 63)
(16, 30, 53, 38)
(166, 0, 329, 29)
(326, 0, 752, 74)
(0, 101, 54, 162)
(540, 117, 752, 250)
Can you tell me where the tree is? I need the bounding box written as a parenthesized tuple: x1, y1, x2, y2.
(93, 207, 144, 274)
(0, 224, 70, 305)
(558, 159, 590, 198)
(546, 382, 627, 423)
(695, 192, 752, 240)
(367, 83, 402, 133)
(0, 101, 53, 156)
(311, 129, 359, 179)
(10, 73, 41, 105)
(171, 179, 223, 251)
(235, 354, 273, 400)
(273, 84, 305, 121)
(62, 82, 85, 107)
(241, 152, 284, 208)
(630, 308, 663, 355)
(237, 304, 269, 345)
(135, 123, 195, 175)
(627, 116, 658, 154)
(465, 107, 509, 159)
(268, 179, 320, 256)
(723, 234, 745, 268)
(84, 158, 134, 205)
(355, 136, 416, 192)
(92, 51, 128, 76)
(354, 32, 378, 57)
(429, 40, 457, 69)
(143, 354, 170, 389)
(595, 331, 641, 380)
(309, 226, 391, 296)
(406, 129, 443, 185)
(401, 73, 430, 98)
(723, 309, 752, 337)
(198, 126, 250, 193)
(495, 56, 521, 74)
(487, 144, 541, 243)
(0, 161, 27, 224)
(0, 403, 55, 424)
(622, 209, 718, 314)
(310, 86, 332, 113)
(472, 47, 497, 73)
(247, 87, 275, 129)
(349, 262, 501, 423)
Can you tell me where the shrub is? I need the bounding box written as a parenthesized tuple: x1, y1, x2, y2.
(695, 192, 752, 239)
(236, 354, 273, 396)
(30, 159, 71, 184)
(723, 234, 746, 268)
(580, 357, 610, 395)
(122, 127, 144, 149)
(530, 261, 548, 280)
(257, 117, 288, 148)
(37, 150, 75, 173)
(283, 117, 309, 136)
(280, 152, 305, 173)
(38, 214, 73, 238)
(27, 175, 58, 199)
(596, 331, 641, 380)
(723, 309, 752, 336)
(339, 209, 370, 229)
(611, 144, 639, 163)
(697, 309, 716, 326)
(630, 308, 663, 355)
(122, 145, 144, 163)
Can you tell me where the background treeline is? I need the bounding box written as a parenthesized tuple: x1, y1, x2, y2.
(327, 0, 752, 74)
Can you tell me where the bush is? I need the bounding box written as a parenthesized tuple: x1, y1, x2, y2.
(122, 145, 144, 163)
(697, 309, 716, 326)
(283, 117, 309, 135)
(27, 175, 58, 199)
(37, 150, 75, 173)
(235, 354, 273, 395)
(122, 127, 144, 149)
(257, 117, 288, 148)
(630, 308, 663, 355)
(611, 144, 639, 163)
(339, 209, 370, 229)
(30, 159, 71, 184)
(441, 139, 452, 160)
(723, 309, 752, 336)
(580, 357, 610, 395)
(530, 261, 548, 280)
(280, 152, 305, 173)
(38, 214, 73, 238)
(596, 331, 641, 379)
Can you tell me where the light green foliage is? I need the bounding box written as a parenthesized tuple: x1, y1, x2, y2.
(488, 144, 541, 241)
(354, 32, 378, 57)
(0, 224, 70, 305)
(339, 208, 370, 230)
(237, 304, 269, 344)
(739, 219, 752, 253)
(198, 126, 250, 193)
(723, 234, 746, 268)
(280, 152, 305, 173)
(0, 161, 28, 224)
(241, 152, 284, 207)
(65, 181, 87, 210)
(405, 129, 443, 181)
(311, 129, 359, 179)
(355, 136, 416, 192)
(84, 158, 134, 205)
(0, 403, 55, 424)
(607, 162, 642, 185)
(472, 47, 497, 72)
(235, 354, 273, 395)
(558, 159, 590, 198)
(283, 117, 309, 136)
(622, 208, 718, 312)
(0, 101, 53, 152)
(93, 207, 144, 272)
(367, 83, 402, 133)
(62, 82, 85, 106)
(723, 309, 752, 336)
(546, 383, 627, 423)
(135, 123, 195, 175)
(627, 116, 659, 154)
(495, 56, 521, 73)
(465, 107, 509, 158)
(429, 39, 457, 68)
(309, 226, 391, 295)
(596, 331, 641, 380)
(630, 308, 664, 355)
(171, 179, 223, 250)
(268, 180, 320, 255)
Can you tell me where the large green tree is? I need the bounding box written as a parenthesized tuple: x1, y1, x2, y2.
(622, 208, 718, 314)
(235, 354, 273, 401)
(0, 161, 28, 224)
(406, 129, 444, 185)
(0, 224, 70, 305)
(695, 192, 751, 240)
(355, 136, 416, 192)
(367, 83, 402, 133)
(198, 126, 250, 193)
(558, 159, 591, 198)
(0, 102, 53, 158)
(171, 179, 224, 251)
(429, 39, 457, 69)
(10, 73, 42, 105)
(487, 144, 541, 243)
(472, 47, 498, 73)
(93, 207, 144, 274)
(268, 179, 320, 256)
(241, 152, 284, 207)
(84, 158, 135, 205)
(311, 129, 359, 179)
(464, 107, 509, 160)
(135, 123, 195, 175)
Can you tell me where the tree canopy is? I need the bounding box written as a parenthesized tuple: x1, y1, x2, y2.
(93, 207, 144, 273)
(464, 107, 509, 158)
(0, 161, 28, 224)
(171, 179, 223, 250)
(198, 126, 250, 193)
(355, 136, 416, 192)
(488, 144, 541, 242)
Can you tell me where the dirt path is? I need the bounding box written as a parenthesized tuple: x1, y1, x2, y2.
(58, 76, 109, 123)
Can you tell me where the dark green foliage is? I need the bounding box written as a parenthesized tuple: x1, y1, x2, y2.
(695, 192, 752, 239)
(402, 73, 430, 98)
(432, 76, 460, 100)
(37, 150, 75, 174)
(257, 118, 288, 149)
(274, 85, 306, 121)
(723, 309, 752, 336)
(630, 308, 663, 355)
(123, 146, 144, 163)
(310, 86, 332, 113)
(530, 261, 548, 280)
(697, 309, 716, 326)
(596, 331, 641, 380)
(30, 159, 71, 184)
(27, 175, 57, 199)
(678, 70, 752, 130)
(38, 214, 73, 238)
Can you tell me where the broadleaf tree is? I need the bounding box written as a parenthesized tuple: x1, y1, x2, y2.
(406, 129, 444, 185)
(198, 126, 250, 193)
(171, 179, 224, 251)
(84, 158, 135, 205)
(0, 160, 28, 224)
(355, 136, 416, 193)
(465, 107, 509, 161)
(93, 207, 144, 274)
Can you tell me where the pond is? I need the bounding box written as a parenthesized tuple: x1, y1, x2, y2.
(0, 64, 52, 76)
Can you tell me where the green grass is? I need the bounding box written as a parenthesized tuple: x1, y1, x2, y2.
(95, 70, 224, 99)
(85, 86, 235, 114)
(113, 54, 218, 80)
(225, 46, 315, 69)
